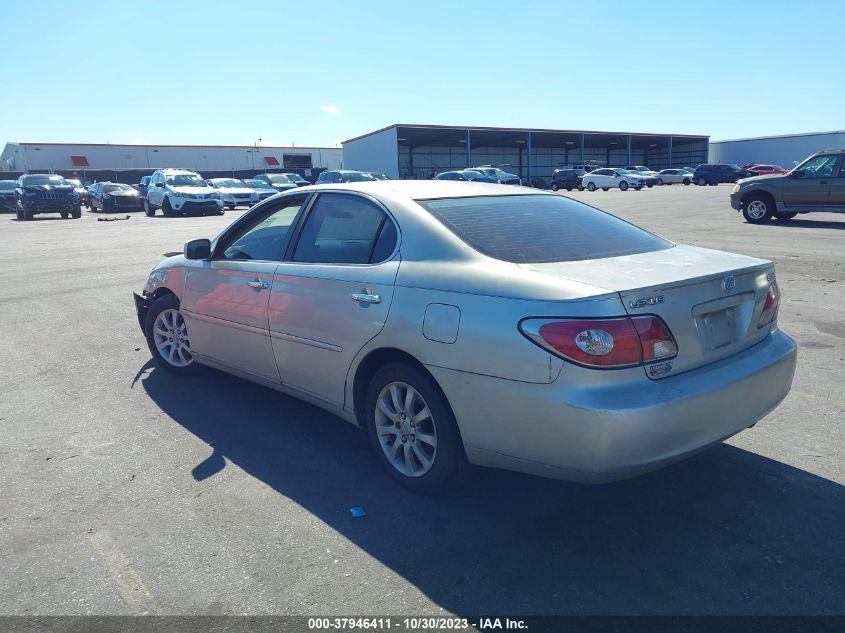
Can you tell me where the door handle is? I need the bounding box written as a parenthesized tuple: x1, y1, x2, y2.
(352, 293, 381, 304)
(246, 279, 270, 290)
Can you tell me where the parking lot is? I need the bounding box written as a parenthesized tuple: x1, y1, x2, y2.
(1, 183, 843, 616)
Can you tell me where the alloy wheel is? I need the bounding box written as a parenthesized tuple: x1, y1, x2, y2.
(746, 200, 768, 220)
(152, 308, 193, 367)
(374, 381, 437, 477)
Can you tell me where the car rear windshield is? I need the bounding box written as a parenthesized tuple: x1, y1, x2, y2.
(103, 184, 132, 192)
(268, 175, 293, 184)
(417, 194, 673, 264)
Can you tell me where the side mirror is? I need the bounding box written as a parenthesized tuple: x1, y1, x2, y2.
(791, 170, 805, 179)
(184, 238, 211, 260)
(155, 182, 165, 187)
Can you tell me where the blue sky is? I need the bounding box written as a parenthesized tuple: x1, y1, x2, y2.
(2, 1, 842, 149)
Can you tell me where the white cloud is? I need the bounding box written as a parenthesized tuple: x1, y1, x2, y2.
(320, 105, 340, 113)
(129, 137, 145, 145)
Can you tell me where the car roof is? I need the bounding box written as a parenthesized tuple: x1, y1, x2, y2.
(293, 180, 545, 201)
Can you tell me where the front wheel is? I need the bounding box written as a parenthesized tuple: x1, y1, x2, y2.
(366, 364, 463, 494)
(634, 186, 643, 190)
(683, 178, 691, 185)
(742, 195, 774, 224)
(586, 182, 596, 192)
(601, 187, 609, 191)
(72, 205, 81, 218)
(162, 198, 176, 217)
(697, 177, 708, 186)
(144, 294, 202, 375)
(144, 200, 155, 217)
(577, 184, 584, 191)
(619, 181, 629, 191)
(550, 183, 559, 191)
(656, 178, 664, 186)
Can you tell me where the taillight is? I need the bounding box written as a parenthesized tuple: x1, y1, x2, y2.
(523, 316, 678, 369)
(758, 283, 779, 327)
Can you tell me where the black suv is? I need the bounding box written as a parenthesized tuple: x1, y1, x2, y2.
(15, 174, 81, 220)
(550, 168, 585, 191)
(693, 164, 752, 186)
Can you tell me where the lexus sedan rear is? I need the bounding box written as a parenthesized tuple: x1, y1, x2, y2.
(134, 182, 796, 492)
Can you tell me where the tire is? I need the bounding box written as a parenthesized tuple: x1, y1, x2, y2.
(60, 212, 69, 219)
(15, 204, 22, 221)
(144, 294, 202, 376)
(774, 211, 798, 221)
(162, 198, 176, 217)
(742, 194, 775, 224)
(71, 205, 81, 219)
(634, 186, 643, 191)
(20, 205, 32, 221)
(656, 178, 664, 186)
(144, 199, 155, 217)
(619, 181, 629, 191)
(646, 183, 654, 188)
(586, 182, 596, 192)
(683, 178, 691, 185)
(601, 187, 609, 191)
(550, 183, 559, 191)
(365, 363, 463, 494)
(697, 177, 708, 186)
(577, 184, 584, 191)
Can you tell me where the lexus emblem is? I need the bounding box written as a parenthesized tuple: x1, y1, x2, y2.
(721, 275, 736, 294)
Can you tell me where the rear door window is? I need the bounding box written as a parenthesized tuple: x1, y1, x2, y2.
(418, 194, 672, 264)
(293, 193, 397, 264)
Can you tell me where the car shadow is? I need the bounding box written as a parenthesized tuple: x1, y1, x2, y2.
(764, 218, 845, 230)
(140, 364, 845, 615)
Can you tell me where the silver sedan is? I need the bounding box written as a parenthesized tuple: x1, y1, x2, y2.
(134, 182, 797, 492)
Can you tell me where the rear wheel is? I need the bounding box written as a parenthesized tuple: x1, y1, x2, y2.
(634, 186, 643, 191)
(577, 183, 584, 191)
(71, 205, 81, 219)
(774, 211, 798, 221)
(742, 195, 774, 224)
(60, 211, 69, 219)
(144, 294, 202, 375)
(619, 181, 629, 191)
(366, 363, 462, 494)
(550, 182, 559, 191)
(601, 187, 609, 191)
(683, 178, 691, 185)
(586, 182, 596, 192)
(656, 178, 664, 186)
(697, 177, 708, 186)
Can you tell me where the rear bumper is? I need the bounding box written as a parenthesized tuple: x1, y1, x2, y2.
(432, 330, 797, 483)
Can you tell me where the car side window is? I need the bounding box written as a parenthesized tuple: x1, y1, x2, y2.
(797, 155, 833, 177)
(218, 196, 306, 261)
(293, 193, 396, 264)
(837, 159, 845, 178)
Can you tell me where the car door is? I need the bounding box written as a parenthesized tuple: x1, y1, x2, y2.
(782, 154, 838, 206)
(828, 157, 845, 209)
(180, 194, 309, 381)
(268, 191, 400, 406)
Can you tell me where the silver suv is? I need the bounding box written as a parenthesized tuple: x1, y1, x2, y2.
(144, 169, 224, 217)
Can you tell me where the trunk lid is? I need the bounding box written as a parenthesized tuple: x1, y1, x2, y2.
(521, 245, 776, 378)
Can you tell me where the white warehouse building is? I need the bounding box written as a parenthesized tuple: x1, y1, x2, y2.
(0, 142, 343, 181)
(709, 131, 845, 168)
